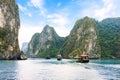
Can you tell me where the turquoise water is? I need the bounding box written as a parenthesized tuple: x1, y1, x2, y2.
(0, 58, 120, 80)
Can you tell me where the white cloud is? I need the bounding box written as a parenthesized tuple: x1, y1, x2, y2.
(30, 0, 43, 8)
(18, 24, 44, 49)
(94, 0, 116, 20)
(18, 4, 27, 12)
(47, 14, 69, 27)
(18, 3, 32, 17)
(29, 0, 46, 17)
(28, 13, 32, 17)
(46, 13, 70, 36)
(81, 0, 117, 21)
(55, 26, 70, 37)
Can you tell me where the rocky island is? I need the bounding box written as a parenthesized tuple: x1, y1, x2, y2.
(0, 0, 26, 60)
(60, 17, 101, 59)
(27, 25, 66, 58)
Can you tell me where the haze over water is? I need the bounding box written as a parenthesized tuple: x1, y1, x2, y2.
(0, 58, 120, 80)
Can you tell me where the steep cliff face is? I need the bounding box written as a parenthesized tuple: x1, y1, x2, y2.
(27, 25, 66, 57)
(60, 17, 101, 59)
(0, 0, 26, 60)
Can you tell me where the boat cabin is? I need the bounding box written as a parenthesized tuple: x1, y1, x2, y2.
(77, 54, 89, 63)
(57, 54, 62, 61)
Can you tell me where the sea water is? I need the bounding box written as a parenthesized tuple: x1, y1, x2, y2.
(0, 58, 120, 80)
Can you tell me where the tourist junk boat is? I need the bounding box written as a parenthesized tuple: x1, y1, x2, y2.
(57, 54, 62, 61)
(76, 54, 89, 63)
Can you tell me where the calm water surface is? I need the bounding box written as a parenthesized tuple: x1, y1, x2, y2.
(0, 58, 120, 80)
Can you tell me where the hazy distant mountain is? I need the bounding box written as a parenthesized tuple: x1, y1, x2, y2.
(27, 25, 66, 57)
(60, 17, 101, 59)
(21, 42, 28, 54)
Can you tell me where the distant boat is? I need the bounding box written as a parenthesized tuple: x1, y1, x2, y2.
(76, 54, 89, 63)
(45, 55, 51, 59)
(57, 54, 62, 61)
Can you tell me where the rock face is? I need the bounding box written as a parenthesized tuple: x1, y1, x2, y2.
(0, 0, 26, 60)
(60, 17, 101, 59)
(27, 25, 66, 57)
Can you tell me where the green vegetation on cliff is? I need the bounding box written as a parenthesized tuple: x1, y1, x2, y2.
(27, 25, 66, 58)
(60, 17, 101, 59)
(0, 28, 8, 39)
(98, 18, 120, 58)
(37, 36, 66, 58)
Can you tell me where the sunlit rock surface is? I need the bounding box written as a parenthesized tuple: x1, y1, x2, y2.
(0, 0, 26, 60)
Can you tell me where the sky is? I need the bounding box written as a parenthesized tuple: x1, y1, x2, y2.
(16, 0, 120, 49)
